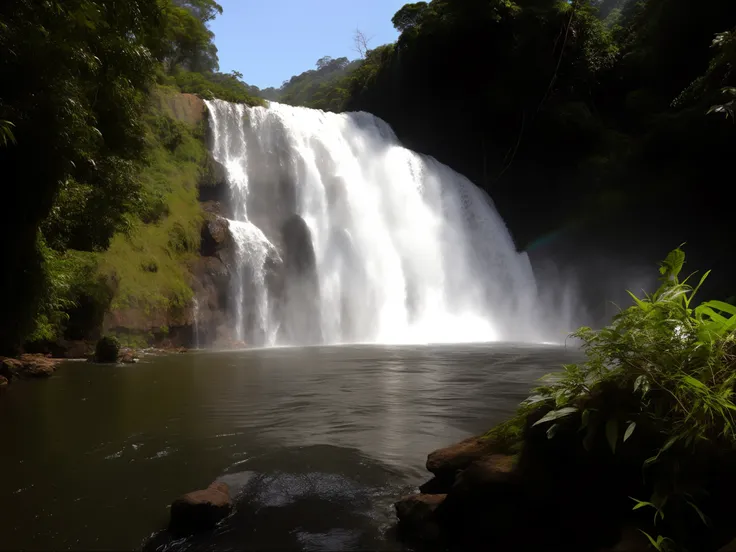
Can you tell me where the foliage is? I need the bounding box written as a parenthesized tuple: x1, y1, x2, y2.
(162, 0, 222, 73)
(392, 2, 429, 32)
(529, 248, 736, 548)
(0, 0, 165, 354)
(95, 336, 121, 363)
(0, 0, 266, 352)
(162, 68, 265, 105)
(278, 57, 362, 112)
(97, 108, 204, 317)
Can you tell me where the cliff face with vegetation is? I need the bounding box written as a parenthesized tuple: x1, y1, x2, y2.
(0, 0, 262, 355)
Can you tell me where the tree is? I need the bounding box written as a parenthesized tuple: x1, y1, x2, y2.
(0, 0, 165, 353)
(353, 29, 373, 59)
(163, 0, 222, 72)
(391, 2, 428, 32)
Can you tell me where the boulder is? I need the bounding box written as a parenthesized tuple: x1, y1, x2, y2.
(419, 476, 454, 495)
(16, 354, 57, 378)
(434, 454, 523, 538)
(426, 435, 495, 479)
(0, 357, 23, 379)
(199, 154, 230, 204)
(169, 481, 232, 535)
(450, 454, 518, 494)
(94, 336, 120, 363)
(395, 494, 446, 541)
(119, 348, 139, 364)
(0, 375, 8, 388)
(200, 215, 232, 257)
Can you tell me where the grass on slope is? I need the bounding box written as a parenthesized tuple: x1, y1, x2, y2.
(97, 89, 205, 319)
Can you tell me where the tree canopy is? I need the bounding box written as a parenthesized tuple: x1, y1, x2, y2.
(0, 0, 263, 353)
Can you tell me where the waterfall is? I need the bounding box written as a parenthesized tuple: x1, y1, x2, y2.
(192, 297, 200, 349)
(205, 99, 560, 345)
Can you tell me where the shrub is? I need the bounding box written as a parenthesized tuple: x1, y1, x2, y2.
(95, 336, 120, 363)
(528, 247, 736, 549)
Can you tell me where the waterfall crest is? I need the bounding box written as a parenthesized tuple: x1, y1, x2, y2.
(205, 99, 555, 345)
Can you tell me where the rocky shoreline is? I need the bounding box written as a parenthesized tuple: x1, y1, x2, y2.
(394, 412, 736, 552)
(0, 342, 192, 392)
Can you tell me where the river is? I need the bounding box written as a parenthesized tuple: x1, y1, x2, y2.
(0, 343, 582, 550)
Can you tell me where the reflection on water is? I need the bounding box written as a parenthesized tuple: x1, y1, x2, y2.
(0, 343, 582, 550)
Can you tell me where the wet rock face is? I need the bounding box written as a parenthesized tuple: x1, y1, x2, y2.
(169, 481, 232, 535)
(190, 256, 233, 347)
(281, 214, 316, 275)
(200, 215, 232, 257)
(279, 214, 322, 345)
(199, 154, 230, 205)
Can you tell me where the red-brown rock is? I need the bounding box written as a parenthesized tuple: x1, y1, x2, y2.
(119, 349, 139, 364)
(17, 354, 57, 378)
(395, 494, 446, 541)
(169, 481, 232, 535)
(426, 435, 494, 478)
(452, 454, 518, 492)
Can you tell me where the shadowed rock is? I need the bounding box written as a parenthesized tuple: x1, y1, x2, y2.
(279, 214, 322, 345)
(169, 481, 232, 535)
(395, 494, 446, 542)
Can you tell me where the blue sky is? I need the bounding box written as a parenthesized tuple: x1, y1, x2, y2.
(210, 0, 407, 89)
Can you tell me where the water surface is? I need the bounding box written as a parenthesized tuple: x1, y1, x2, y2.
(0, 343, 582, 550)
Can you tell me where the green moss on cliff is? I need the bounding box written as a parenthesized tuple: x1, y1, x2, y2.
(98, 89, 206, 320)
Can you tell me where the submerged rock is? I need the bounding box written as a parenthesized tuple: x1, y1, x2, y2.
(169, 481, 232, 535)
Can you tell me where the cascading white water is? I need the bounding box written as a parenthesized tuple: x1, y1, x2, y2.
(205, 99, 559, 345)
(192, 297, 200, 349)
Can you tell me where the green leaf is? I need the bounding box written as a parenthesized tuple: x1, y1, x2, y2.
(638, 530, 663, 551)
(660, 247, 686, 282)
(524, 394, 548, 406)
(624, 421, 636, 442)
(660, 436, 678, 455)
(581, 409, 590, 430)
(532, 407, 578, 427)
(681, 374, 708, 390)
(627, 290, 651, 311)
(606, 418, 619, 453)
(700, 300, 736, 316)
(687, 500, 709, 527)
(691, 270, 711, 298)
(631, 499, 656, 511)
(547, 423, 560, 440)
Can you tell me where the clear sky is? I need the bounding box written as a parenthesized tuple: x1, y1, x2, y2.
(210, 0, 407, 90)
